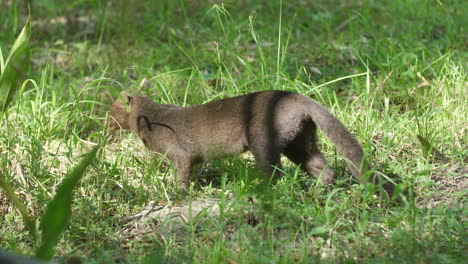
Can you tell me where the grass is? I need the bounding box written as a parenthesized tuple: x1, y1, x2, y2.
(0, 0, 466, 263)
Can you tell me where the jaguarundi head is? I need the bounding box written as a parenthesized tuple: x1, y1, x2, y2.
(107, 91, 132, 130)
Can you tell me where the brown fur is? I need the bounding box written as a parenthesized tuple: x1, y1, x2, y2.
(108, 91, 383, 193)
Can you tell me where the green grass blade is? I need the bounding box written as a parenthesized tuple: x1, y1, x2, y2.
(0, 173, 36, 239)
(0, 11, 31, 113)
(36, 146, 99, 261)
(0, 46, 4, 73)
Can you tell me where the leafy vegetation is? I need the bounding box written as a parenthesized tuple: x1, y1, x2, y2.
(0, 10, 99, 262)
(0, 0, 466, 263)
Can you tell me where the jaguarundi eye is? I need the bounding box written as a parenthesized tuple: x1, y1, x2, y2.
(127, 96, 133, 105)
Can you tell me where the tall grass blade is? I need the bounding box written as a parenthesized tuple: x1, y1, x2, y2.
(0, 46, 4, 73)
(0, 10, 31, 113)
(36, 146, 99, 260)
(417, 135, 450, 162)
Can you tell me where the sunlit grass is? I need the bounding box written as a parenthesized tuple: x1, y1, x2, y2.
(0, 0, 466, 263)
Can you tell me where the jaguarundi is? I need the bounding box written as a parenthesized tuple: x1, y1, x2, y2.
(108, 90, 397, 198)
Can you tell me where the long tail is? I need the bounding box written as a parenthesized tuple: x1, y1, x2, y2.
(306, 99, 371, 184)
(305, 97, 408, 201)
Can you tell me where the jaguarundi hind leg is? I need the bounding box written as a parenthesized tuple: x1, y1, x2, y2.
(283, 121, 335, 184)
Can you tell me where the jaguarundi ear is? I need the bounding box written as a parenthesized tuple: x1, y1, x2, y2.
(126, 95, 133, 105)
(119, 91, 133, 105)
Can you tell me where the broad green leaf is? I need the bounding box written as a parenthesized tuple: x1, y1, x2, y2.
(0, 173, 36, 239)
(0, 10, 34, 242)
(36, 146, 99, 260)
(0, 11, 31, 113)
